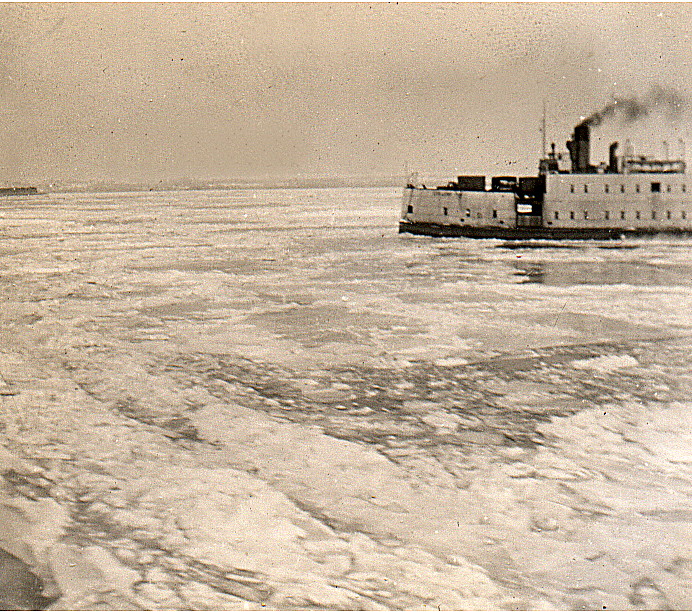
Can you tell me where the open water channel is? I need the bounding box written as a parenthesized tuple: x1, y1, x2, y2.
(0, 187, 691, 609)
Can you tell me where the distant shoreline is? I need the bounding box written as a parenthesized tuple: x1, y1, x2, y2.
(36, 177, 404, 195)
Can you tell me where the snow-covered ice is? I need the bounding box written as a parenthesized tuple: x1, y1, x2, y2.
(0, 188, 691, 609)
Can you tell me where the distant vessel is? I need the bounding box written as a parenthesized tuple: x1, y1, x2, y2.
(0, 187, 37, 196)
(399, 114, 692, 239)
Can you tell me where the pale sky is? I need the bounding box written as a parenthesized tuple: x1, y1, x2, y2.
(2, 3, 692, 185)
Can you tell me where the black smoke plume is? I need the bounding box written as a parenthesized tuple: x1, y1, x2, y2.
(580, 85, 686, 128)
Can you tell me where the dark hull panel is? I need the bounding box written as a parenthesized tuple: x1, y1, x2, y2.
(399, 220, 692, 240)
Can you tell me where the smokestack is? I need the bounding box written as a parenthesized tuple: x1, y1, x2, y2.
(567, 122, 591, 173)
(608, 142, 619, 173)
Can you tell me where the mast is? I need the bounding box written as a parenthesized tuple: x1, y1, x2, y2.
(541, 100, 546, 158)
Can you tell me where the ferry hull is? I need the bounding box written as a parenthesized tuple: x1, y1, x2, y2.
(399, 220, 692, 240)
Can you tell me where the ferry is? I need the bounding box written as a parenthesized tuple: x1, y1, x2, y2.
(399, 117, 692, 239)
(0, 187, 37, 196)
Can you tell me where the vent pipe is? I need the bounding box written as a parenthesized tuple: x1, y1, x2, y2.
(624, 139, 634, 158)
(608, 142, 619, 173)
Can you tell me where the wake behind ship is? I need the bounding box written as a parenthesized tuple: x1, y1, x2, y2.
(399, 115, 692, 239)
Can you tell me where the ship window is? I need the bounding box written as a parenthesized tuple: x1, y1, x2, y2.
(584, 184, 588, 193)
(651, 182, 661, 193)
(492, 209, 497, 218)
(621, 210, 626, 219)
(667, 185, 672, 192)
(620, 185, 625, 193)
(604, 210, 610, 220)
(683, 210, 687, 219)
(465, 208, 471, 217)
(407, 204, 413, 214)
(443, 207, 448, 216)
(636, 211, 641, 219)
(477, 212, 482, 219)
(570, 184, 575, 193)
(554, 211, 559, 220)
(667, 210, 672, 219)
(651, 210, 656, 220)
(683, 184, 687, 193)
(604, 184, 609, 193)
(570, 211, 575, 220)
(636, 184, 640, 193)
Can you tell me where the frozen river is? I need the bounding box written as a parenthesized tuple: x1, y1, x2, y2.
(0, 187, 691, 609)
